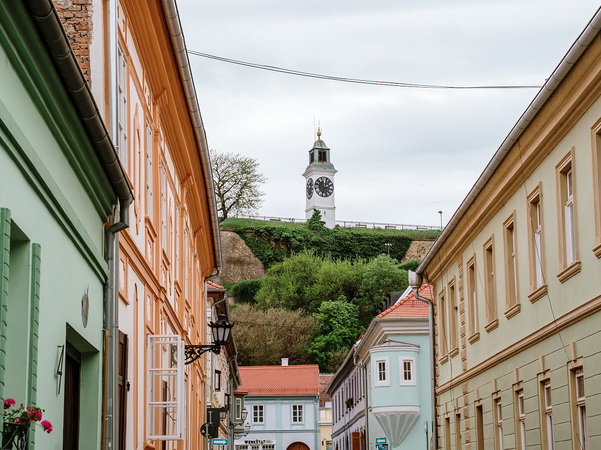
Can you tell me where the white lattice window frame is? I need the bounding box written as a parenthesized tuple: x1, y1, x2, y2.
(146, 334, 185, 440)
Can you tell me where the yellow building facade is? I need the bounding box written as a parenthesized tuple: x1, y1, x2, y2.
(415, 9, 601, 450)
(55, 0, 221, 448)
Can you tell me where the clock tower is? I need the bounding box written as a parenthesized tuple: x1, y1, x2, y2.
(303, 128, 337, 228)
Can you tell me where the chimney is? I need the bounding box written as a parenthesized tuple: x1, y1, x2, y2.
(281, 358, 289, 366)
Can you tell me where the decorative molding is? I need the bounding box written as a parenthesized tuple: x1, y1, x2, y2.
(504, 303, 521, 320)
(528, 285, 548, 303)
(556, 260, 581, 283)
(484, 319, 499, 333)
(436, 293, 601, 394)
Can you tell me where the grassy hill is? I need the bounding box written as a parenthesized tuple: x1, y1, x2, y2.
(219, 217, 440, 268)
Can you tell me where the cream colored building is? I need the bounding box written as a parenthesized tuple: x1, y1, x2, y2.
(413, 8, 601, 450)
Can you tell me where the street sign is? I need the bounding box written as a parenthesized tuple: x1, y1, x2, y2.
(376, 444, 388, 450)
(212, 438, 229, 446)
(376, 438, 387, 444)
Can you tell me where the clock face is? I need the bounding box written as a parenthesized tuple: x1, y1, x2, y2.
(306, 178, 314, 199)
(314, 176, 334, 197)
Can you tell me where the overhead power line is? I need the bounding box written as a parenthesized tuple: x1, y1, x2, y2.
(187, 50, 542, 90)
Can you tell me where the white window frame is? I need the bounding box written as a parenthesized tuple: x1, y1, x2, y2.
(565, 168, 576, 265)
(374, 357, 390, 387)
(399, 357, 416, 386)
(575, 369, 588, 450)
(252, 404, 264, 423)
(146, 334, 185, 440)
(292, 404, 304, 423)
(544, 381, 555, 450)
(516, 390, 526, 450)
(235, 398, 242, 421)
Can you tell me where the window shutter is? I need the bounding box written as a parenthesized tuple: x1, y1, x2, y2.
(0, 207, 11, 400)
(118, 331, 129, 450)
(147, 335, 185, 440)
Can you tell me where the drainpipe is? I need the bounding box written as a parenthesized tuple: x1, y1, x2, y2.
(408, 271, 436, 450)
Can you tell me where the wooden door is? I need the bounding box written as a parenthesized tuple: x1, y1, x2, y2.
(63, 344, 81, 450)
(287, 443, 310, 450)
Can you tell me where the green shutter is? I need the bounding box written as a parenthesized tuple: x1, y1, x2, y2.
(28, 243, 41, 405)
(0, 207, 11, 400)
(27, 244, 40, 448)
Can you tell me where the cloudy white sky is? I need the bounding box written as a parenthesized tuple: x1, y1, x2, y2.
(179, 1, 600, 227)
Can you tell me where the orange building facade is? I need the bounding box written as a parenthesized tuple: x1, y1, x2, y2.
(54, 0, 221, 448)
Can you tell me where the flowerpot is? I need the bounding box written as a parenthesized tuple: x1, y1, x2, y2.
(2, 423, 28, 450)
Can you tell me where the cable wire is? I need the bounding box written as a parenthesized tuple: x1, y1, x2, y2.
(187, 50, 543, 90)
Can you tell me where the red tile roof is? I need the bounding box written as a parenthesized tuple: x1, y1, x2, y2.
(239, 364, 319, 396)
(375, 284, 432, 319)
(207, 280, 225, 290)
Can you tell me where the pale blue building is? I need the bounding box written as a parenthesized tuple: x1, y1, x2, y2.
(237, 362, 321, 450)
(328, 286, 433, 450)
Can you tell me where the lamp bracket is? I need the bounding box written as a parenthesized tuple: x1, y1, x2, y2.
(184, 344, 221, 365)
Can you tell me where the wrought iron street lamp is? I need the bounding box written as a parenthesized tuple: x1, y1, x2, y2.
(184, 314, 233, 365)
(231, 408, 250, 440)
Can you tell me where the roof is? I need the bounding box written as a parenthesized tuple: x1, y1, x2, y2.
(318, 374, 334, 406)
(239, 364, 319, 396)
(207, 280, 225, 290)
(375, 284, 432, 319)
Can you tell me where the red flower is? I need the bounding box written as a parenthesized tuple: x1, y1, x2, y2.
(27, 407, 42, 422)
(3, 398, 15, 409)
(40, 420, 53, 434)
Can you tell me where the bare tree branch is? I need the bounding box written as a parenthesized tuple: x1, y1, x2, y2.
(210, 149, 268, 220)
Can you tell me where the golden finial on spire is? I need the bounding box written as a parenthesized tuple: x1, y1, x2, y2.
(317, 127, 322, 138)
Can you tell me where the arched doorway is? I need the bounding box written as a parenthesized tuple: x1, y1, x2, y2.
(287, 442, 310, 450)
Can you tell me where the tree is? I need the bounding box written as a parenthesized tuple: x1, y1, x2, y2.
(230, 304, 318, 366)
(210, 149, 267, 220)
(307, 299, 363, 372)
(353, 254, 408, 326)
(255, 251, 323, 312)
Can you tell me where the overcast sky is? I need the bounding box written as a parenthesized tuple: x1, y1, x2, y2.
(178, 1, 600, 227)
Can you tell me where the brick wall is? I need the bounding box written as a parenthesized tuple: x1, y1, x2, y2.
(52, 0, 93, 84)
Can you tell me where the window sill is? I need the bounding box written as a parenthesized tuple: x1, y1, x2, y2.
(593, 242, 601, 259)
(484, 319, 499, 333)
(557, 260, 581, 283)
(504, 303, 521, 320)
(528, 285, 548, 303)
(468, 332, 480, 344)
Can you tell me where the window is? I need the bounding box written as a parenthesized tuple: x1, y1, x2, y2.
(145, 121, 153, 221)
(484, 237, 498, 331)
(448, 280, 458, 355)
(399, 358, 416, 385)
(514, 387, 526, 450)
(493, 394, 503, 450)
(235, 398, 242, 421)
(374, 357, 389, 386)
(292, 404, 304, 423)
(214, 370, 221, 392)
(569, 364, 588, 450)
(475, 401, 484, 450)
(438, 290, 448, 360)
(467, 256, 479, 342)
(538, 374, 555, 450)
(444, 416, 451, 449)
(117, 45, 128, 171)
(504, 213, 520, 318)
(592, 120, 601, 257)
(455, 412, 462, 449)
(146, 335, 185, 440)
(252, 405, 264, 423)
(527, 184, 547, 301)
(556, 150, 581, 282)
